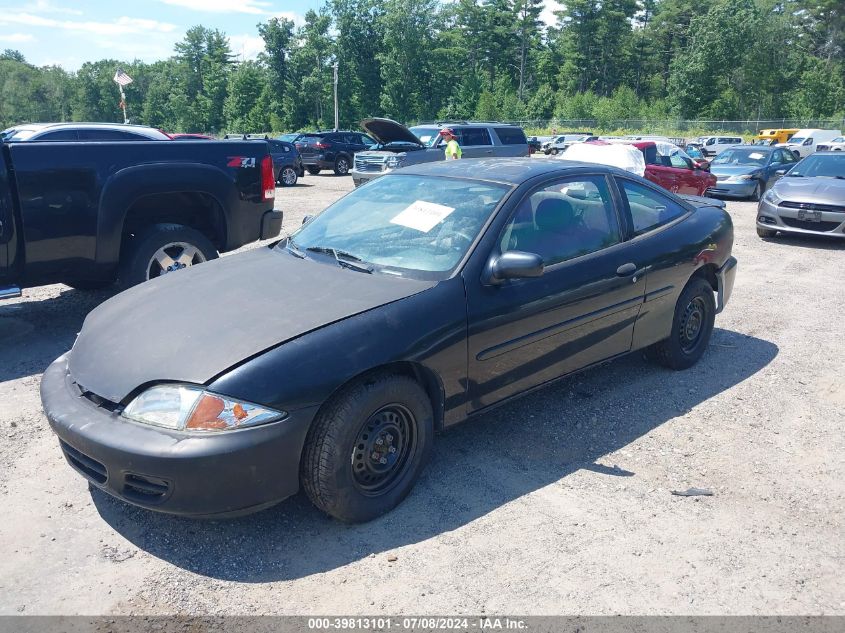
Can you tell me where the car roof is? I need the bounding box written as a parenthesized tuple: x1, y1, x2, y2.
(396, 157, 625, 185)
(414, 122, 522, 128)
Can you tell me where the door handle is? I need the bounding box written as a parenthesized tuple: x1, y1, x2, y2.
(616, 262, 637, 277)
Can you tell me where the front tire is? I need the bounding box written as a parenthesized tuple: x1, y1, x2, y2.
(118, 223, 218, 289)
(301, 373, 434, 523)
(757, 226, 777, 238)
(550, 148, 559, 156)
(749, 180, 763, 202)
(646, 277, 715, 370)
(306, 166, 321, 175)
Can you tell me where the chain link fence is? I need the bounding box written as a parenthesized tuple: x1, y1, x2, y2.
(506, 119, 845, 135)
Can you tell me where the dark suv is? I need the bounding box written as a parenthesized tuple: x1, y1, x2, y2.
(296, 131, 376, 176)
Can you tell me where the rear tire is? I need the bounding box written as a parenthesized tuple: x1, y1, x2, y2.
(757, 226, 777, 238)
(646, 277, 715, 370)
(279, 166, 298, 186)
(334, 155, 351, 175)
(118, 223, 218, 290)
(301, 373, 434, 523)
(306, 166, 321, 175)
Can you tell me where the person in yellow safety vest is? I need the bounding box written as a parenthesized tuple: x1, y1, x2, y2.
(441, 128, 462, 160)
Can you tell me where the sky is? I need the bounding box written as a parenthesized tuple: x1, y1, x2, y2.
(0, 0, 562, 71)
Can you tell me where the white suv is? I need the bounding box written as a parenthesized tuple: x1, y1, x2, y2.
(700, 136, 743, 157)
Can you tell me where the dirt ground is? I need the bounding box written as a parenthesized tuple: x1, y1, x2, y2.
(0, 170, 843, 616)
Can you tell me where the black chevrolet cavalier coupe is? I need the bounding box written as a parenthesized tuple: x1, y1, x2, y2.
(42, 158, 737, 522)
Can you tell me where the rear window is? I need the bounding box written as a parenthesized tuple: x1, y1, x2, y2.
(494, 127, 527, 145)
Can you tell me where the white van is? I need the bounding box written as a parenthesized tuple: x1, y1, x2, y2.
(700, 135, 743, 157)
(777, 129, 843, 158)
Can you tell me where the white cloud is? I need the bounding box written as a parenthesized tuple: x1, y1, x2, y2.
(540, 0, 563, 28)
(156, 0, 271, 14)
(228, 34, 265, 61)
(0, 12, 179, 36)
(19, 0, 82, 14)
(0, 32, 35, 42)
(272, 11, 305, 27)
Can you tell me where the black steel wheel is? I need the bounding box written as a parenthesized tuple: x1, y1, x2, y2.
(646, 277, 715, 370)
(301, 372, 433, 523)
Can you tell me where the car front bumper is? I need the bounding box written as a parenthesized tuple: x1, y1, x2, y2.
(757, 199, 845, 238)
(351, 168, 389, 187)
(707, 179, 758, 198)
(41, 354, 317, 518)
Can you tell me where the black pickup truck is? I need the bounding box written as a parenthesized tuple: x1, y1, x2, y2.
(0, 138, 281, 298)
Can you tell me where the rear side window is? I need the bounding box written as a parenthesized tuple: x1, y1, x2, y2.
(458, 127, 492, 146)
(494, 127, 527, 145)
(33, 130, 78, 141)
(78, 129, 146, 140)
(619, 179, 688, 236)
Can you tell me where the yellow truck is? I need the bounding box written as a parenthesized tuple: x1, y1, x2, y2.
(753, 129, 798, 145)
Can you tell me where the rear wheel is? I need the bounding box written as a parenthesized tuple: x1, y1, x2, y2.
(646, 277, 715, 370)
(279, 166, 298, 186)
(334, 155, 351, 175)
(119, 223, 218, 289)
(306, 166, 321, 175)
(757, 226, 777, 238)
(301, 373, 434, 523)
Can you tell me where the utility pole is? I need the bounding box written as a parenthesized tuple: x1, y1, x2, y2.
(333, 61, 339, 131)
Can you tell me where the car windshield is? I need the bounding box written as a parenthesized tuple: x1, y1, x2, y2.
(787, 153, 845, 178)
(833, 137, 844, 143)
(410, 127, 441, 147)
(285, 174, 510, 280)
(7, 128, 39, 141)
(712, 148, 770, 166)
(278, 133, 300, 142)
(788, 137, 804, 145)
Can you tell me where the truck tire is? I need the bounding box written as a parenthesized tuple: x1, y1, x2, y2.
(119, 223, 218, 289)
(301, 372, 434, 523)
(645, 277, 715, 370)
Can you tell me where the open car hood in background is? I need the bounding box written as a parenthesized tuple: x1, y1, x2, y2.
(361, 118, 425, 147)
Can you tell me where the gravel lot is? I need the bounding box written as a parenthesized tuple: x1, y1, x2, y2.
(0, 170, 843, 616)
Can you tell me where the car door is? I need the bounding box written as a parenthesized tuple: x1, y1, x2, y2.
(464, 174, 646, 411)
(456, 127, 494, 158)
(668, 153, 703, 195)
(0, 153, 13, 280)
(646, 159, 679, 193)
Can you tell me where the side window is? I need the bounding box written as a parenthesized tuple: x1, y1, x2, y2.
(804, 138, 813, 146)
(668, 153, 690, 169)
(78, 129, 144, 140)
(34, 130, 78, 141)
(460, 127, 492, 146)
(619, 179, 688, 236)
(500, 176, 621, 266)
(494, 127, 527, 145)
(705, 138, 715, 146)
(782, 150, 797, 163)
(360, 134, 375, 146)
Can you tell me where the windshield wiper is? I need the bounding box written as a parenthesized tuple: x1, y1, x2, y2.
(306, 246, 373, 273)
(285, 238, 306, 258)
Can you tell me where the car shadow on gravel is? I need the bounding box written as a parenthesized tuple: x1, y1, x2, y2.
(761, 234, 845, 251)
(0, 287, 116, 382)
(92, 327, 778, 583)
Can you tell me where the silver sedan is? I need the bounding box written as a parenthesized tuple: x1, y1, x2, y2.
(756, 152, 845, 239)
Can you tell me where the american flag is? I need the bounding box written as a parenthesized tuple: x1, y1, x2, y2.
(113, 69, 133, 87)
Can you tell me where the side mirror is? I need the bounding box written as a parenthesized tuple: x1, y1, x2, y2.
(302, 215, 314, 225)
(775, 168, 787, 176)
(696, 161, 710, 171)
(488, 251, 544, 284)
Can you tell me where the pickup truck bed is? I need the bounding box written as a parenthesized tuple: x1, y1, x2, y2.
(0, 138, 280, 292)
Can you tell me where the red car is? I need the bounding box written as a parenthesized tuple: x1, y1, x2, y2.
(631, 141, 715, 196)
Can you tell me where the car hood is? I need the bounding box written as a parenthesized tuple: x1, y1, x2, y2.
(361, 118, 424, 147)
(68, 247, 435, 403)
(710, 164, 763, 177)
(772, 176, 845, 204)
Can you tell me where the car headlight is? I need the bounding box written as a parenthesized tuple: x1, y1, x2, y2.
(122, 384, 285, 432)
(725, 174, 754, 182)
(385, 155, 404, 170)
(763, 188, 782, 205)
